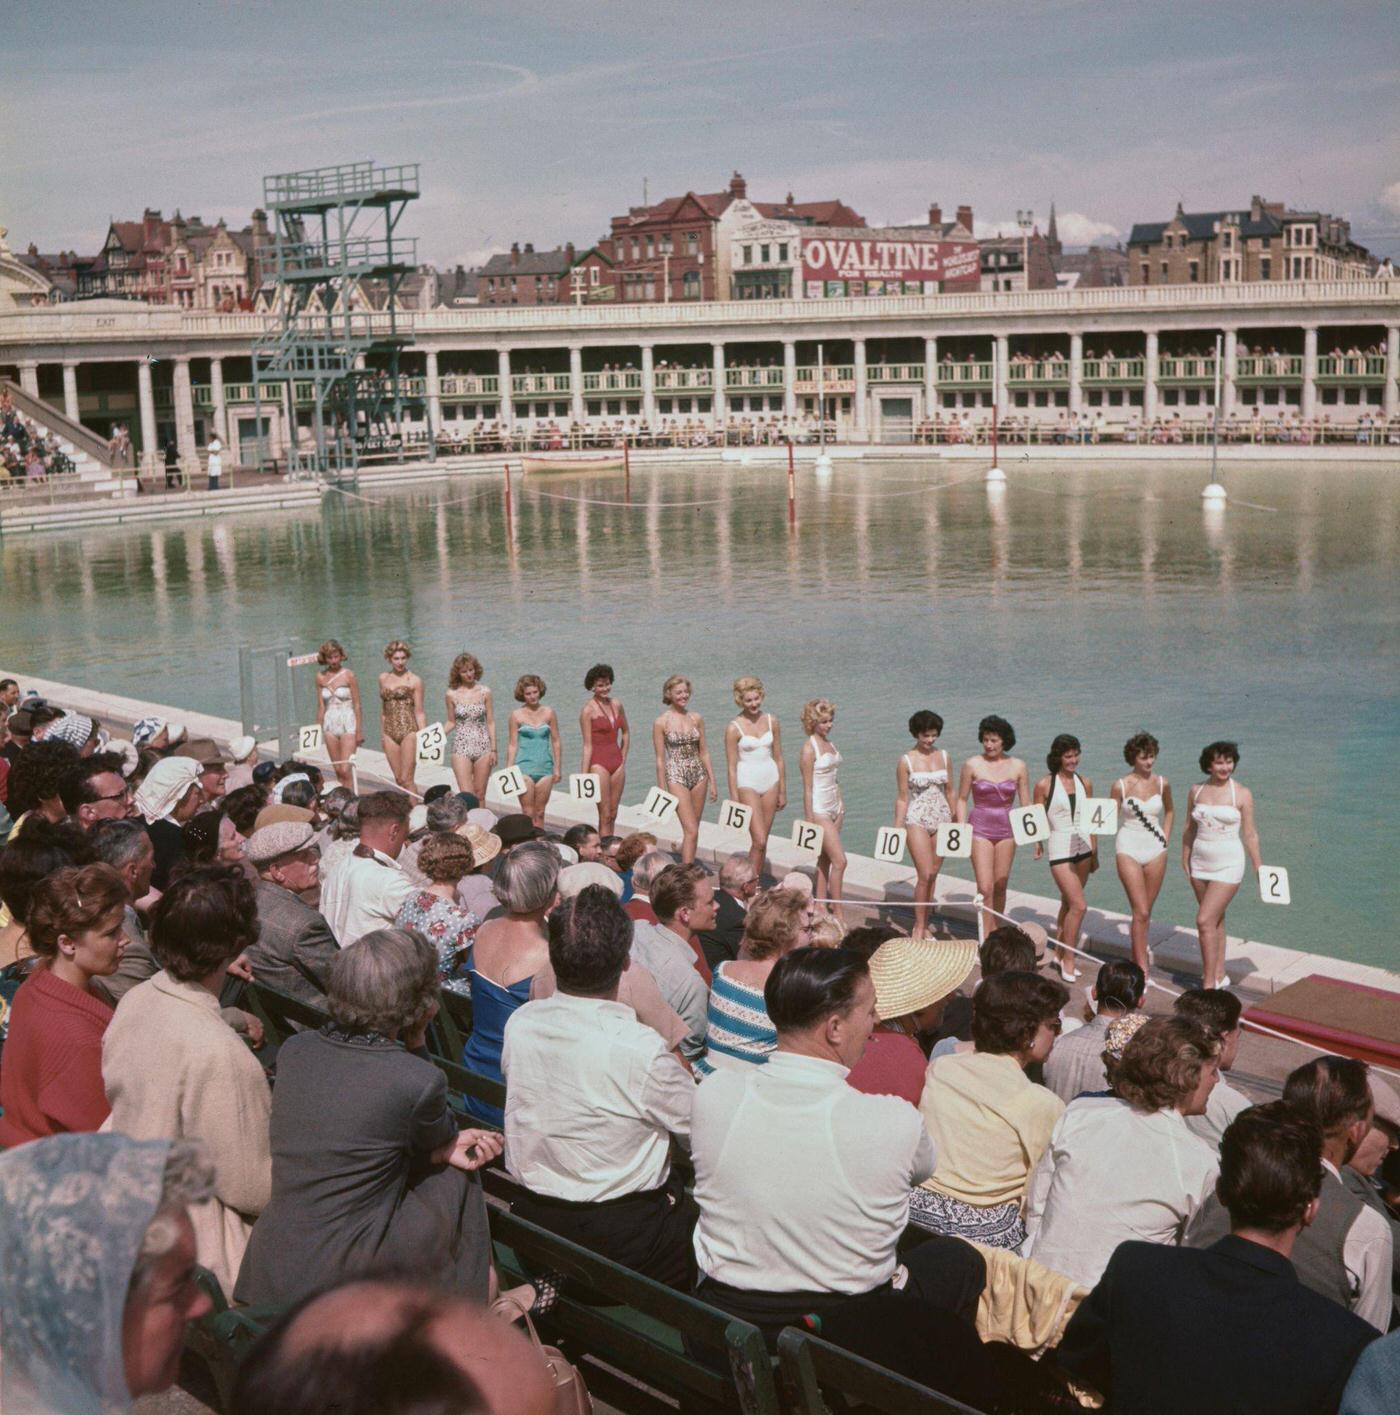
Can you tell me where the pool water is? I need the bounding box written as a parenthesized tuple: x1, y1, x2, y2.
(3, 457, 1396, 965)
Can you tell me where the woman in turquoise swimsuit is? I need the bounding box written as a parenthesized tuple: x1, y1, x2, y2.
(507, 674, 561, 829)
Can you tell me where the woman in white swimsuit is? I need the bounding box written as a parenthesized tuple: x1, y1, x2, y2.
(1181, 740, 1261, 990)
(893, 709, 955, 937)
(799, 698, 846, 915)
(315, 639, 362, 791)
(725, 675, 785, 879)
(1033, 734, 1098, 982)
(1111, 731, 1175, 975)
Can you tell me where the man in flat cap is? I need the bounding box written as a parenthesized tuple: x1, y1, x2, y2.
(245, 819, 339, 1007)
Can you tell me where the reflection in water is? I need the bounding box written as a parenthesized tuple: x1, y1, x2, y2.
(4, 459, 1396, 965)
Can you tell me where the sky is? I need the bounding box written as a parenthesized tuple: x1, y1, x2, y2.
(6, 0, 1399, 266)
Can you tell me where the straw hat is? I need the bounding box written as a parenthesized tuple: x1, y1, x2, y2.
(867, 937, 978, 1022)
(456, 822, 502, 868)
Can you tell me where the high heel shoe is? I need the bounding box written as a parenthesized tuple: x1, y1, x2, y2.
(1056, 960, 1080, 984)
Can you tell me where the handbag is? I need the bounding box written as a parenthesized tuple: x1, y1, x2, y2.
(491, 1286, 593, 1415)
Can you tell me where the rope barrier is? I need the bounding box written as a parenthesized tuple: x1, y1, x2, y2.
(524, 487, 729, 509)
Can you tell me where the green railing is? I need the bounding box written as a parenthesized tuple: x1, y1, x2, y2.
(1156, 357, 1218, 383)
(1007, 360, 1070, 384)
(725, 366, 786, 388)
(793, 365, 855, 383)
(581, 370, 643, 392)
(652, 368, 713, 391)
(867, 364, 925, 383)
(511, 373, 572, 395)
(935, 361, 994, 385)
(1081, 358, 1145, 383)
(440, 375, 499, 397)
(1316, 355, 1386, 381)
(1235, 355, 1303, 381)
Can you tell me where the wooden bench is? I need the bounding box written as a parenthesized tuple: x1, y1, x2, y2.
(183, 1266, 281, 1410)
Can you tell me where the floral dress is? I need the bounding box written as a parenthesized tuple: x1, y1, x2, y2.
(394, 891, 480, 995)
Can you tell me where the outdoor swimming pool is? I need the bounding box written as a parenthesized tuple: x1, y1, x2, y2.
(3, 457, 1396, 964)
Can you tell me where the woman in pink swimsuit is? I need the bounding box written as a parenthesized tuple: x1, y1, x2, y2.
(956, 714, 1030, 938)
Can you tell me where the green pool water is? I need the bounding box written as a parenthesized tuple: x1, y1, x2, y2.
(3, 457, 1396, 966)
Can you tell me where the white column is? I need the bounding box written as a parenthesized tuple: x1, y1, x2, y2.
(497, 350, 514, 425)
(1144, 330, 1159, 420)
(137, 358, 157, 460)
(783, 340, 797, 422)
(853, 338, 868, 437)
(712, 343, 726, 423)
(210, 357, 227, 441)
(172, 357, 197, 461)
(424, 349, 443, 433)
(1301, 326, 1318, 420)
(1384, 326, 1399, 421)
(994, 334, 1009, 411)
(569, 347, 584, 423)
(1222, 330, 1237, 419)
(18, 361, 39, 398)
(641, 345, 656, 425)
(1069, 332, 1084, 416)
(62, 362, 80, 422)
(923, 337, 937, 421)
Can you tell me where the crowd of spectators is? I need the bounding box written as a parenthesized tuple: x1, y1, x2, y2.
(1, 388, 78, 484)
(0, 680, 1397, 1413)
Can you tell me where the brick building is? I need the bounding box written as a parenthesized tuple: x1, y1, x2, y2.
(478, 243, 574, 306)
(1127, 196, 1374, 286)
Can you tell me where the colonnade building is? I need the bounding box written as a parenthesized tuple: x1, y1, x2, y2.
(1, 277, 1397, 461)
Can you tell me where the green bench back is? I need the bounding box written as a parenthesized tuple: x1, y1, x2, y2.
(776, 1327, 987, 1415)
(489, 1206, 779, 1415)
(184, 1267, 281, 1409)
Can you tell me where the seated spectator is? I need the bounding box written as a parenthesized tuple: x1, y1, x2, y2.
(461, 842, 559, 1124)
(245, 819, 340, 1006)
(1058, 1104, 1378, 1414)
(133, 756, 205, 889)
(692, 948, 987, 1365)
(1043, 958, 1145, 1102)
(103, 865, 272, 1296)
(631, 861, 714, 1059)
(320, 791, 416, 945)
(696, 852, 758, 972)
(914, 970, 1069, 1247)
(696, 887, 810, 1074)
(1342, 1327, 1400, 1415)
(173, 738, 232, 806)
(0, 864, 128, 1146)
(847, 934, 978, 1104)
(1342, 1074, 1400, 1324)
(58, 750, 136, 830)
(222, 782, 270, 840)
(0, 1135, 217, 1413)
(1174, 987, 1251, 1147)
(230, 1278, 555, 1415)
(621, 843, 667, 920)
(181, 808, 245, 868)
(562, 823, 601, 861)
(6, 737, 80, 831)
(614, 831, 658, 906)
(504, 887, 696, 1287)
(399, 791, 470, 886)
(930, 922, 1039, 1058)
(1188, 1056, 1393, 1331)
(454, 821, 502, 918)
(1024, 1017, 1221, 1285)
(236, 929, 499, 1309)
(0, 817, 94, 966)
(225, 734, 259, 792)
(393, 832, 480, 993)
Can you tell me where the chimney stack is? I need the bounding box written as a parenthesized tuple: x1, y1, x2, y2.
(510, 241, 520, 265)
(729, 171, 747, 199)
(928, 203, 942, 227)
(565, 242, 576, 264)
(956, 204, 974, 233)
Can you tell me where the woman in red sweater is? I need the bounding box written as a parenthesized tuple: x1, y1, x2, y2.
(0, 863, 128, 1146)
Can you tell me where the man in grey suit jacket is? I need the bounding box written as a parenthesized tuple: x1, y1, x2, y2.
(246, 821, 339, 1006)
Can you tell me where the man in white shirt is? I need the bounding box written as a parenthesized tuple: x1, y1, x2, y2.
(1043, 959, 1145, 1103)
(1175, 988, 1252, 1148)
(629, 863, 713, 1061)
(691, 947, 986, 1362)
(318, 792, 416, 947)
(503, 885, 697, 1288)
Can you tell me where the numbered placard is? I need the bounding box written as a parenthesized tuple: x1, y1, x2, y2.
(569, 773, 600, 802)
(297, 723, 323, 754)
(935, 822, 972, 859)
(1079, 799, 1118, 836)
(1009, 803, 1050, 847)
(492, 765, 527, 799)
(874, 826, 907, 863)
(641, 786, 680, 823)
(791, 819, 823, 853)
(415, 723, 446, 765)
(718, 798, 753, 833)
(1259, 866, 1291, 906)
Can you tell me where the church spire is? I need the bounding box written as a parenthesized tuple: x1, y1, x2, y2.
(1047, 199, 1060, 254)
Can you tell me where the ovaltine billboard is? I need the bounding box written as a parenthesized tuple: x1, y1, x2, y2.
(802, 237, 981, 287)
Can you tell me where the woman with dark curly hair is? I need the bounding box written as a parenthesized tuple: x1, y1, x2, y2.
(5, 737, 80, 829)
(580, 663, 629, 837)
(1032, 733, 1098, 983)
(102, 865, 271, 1297)
(235, 927, 501, 1310)
(1110, 731, 1175, 974)
(1023, 1017, 1220, 1285)
(955, 715, 1030, 938)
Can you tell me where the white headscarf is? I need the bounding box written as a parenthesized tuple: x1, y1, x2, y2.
(133, 757, 201, 824)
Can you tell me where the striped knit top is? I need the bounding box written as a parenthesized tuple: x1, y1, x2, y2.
(694, 962, 777, 1076)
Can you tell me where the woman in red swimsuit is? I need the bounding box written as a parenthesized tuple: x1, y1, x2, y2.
(579, 663, 629, 836)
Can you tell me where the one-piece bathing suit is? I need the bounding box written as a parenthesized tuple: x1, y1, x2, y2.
(733, 715, 780, 794)
(969, 777, 1017, 843)
(515, 721, 554, 781)
(1188, 780, 1245, 885)
(809, 737, 844, 823)
(904, 753, 952, 831)
(589, 704, 624, 774)
(1046, 773, 1092, 866)
(380, 685, 417, 744)
(663, 720, 706, 791)
(321, 680, 356, 737)
(451, 698, 491, 760)
(1116, 776, 1167, 865)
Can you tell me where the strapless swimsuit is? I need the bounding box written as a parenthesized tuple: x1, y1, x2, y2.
(321, 682, 355, 737)
(969, 777, 1017, 843)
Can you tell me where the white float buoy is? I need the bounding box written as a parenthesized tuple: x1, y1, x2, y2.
(985, 465, 1007, 484)
(1201, 483, 1227, 502)
(814, 450, 834, 474)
